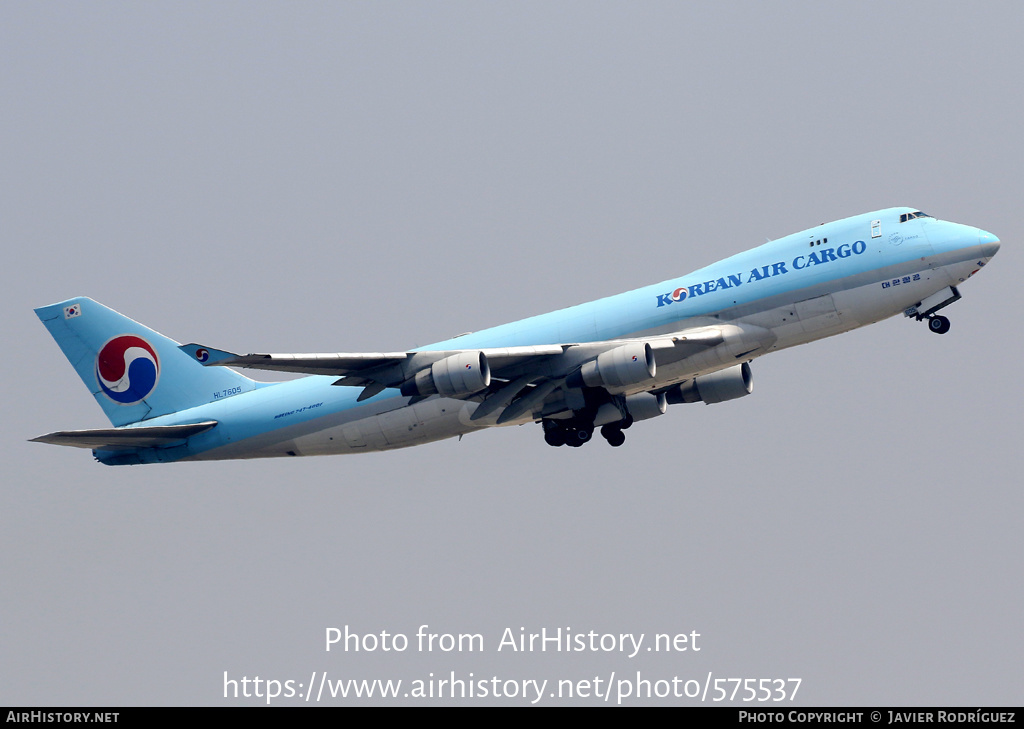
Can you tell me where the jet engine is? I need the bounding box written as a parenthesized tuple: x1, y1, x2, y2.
(593, 392, 667, 426)
(567, 342, 656, 389)
(400, 351, 491, 397)
(623, 392, 668, 421)
(666, 362, 752, 404)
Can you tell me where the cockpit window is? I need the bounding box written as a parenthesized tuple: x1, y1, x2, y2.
(900, 211, 932, 223)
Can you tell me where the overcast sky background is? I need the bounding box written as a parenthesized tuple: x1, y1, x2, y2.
(2, 2, 1021, 706)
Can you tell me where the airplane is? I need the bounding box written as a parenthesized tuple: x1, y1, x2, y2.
(32, 207, 999, 465)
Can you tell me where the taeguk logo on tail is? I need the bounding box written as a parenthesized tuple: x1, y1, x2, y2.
(95, 335, 160, 404)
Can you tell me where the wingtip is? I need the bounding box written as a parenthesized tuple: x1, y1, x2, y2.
(178, 343, 239, 366)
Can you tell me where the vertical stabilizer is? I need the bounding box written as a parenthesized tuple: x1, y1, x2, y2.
(35, 297, 256, 426)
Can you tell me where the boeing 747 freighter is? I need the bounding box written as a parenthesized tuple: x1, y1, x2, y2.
(32, 208, 999, 464)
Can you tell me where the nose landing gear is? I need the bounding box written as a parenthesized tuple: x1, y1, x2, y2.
(907, 286, 960, 335)
(927, 315, 951, 334)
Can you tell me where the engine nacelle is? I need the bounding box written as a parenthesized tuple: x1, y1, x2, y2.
(568, 342, 656, 389)
(626, 391, 668, 421)
(400, 351, 491, 397)
(593, 392, 667, 427)
(666, 362, 752, 405)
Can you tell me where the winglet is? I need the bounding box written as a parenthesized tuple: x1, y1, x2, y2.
(179, 343, 242, 366)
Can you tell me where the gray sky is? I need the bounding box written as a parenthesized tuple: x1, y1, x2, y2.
(2, 1, 1021, 705)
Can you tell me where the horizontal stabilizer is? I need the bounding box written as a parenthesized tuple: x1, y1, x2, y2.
(30, 421, 218, 450)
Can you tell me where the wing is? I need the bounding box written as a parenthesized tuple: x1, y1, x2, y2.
(179, 342, 568, 401)
(179, 321, 774, 421)
(178, 344, 411, 376)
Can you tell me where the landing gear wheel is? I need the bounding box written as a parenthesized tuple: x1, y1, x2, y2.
(600, 424, 625, 446)
(566, 428, 592, 447)
(605, 429, 626, 447)
(928, 315, 951, 334)
(544, 429, 566, 447)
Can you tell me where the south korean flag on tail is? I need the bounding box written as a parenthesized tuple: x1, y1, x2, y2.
(63, 303, 81, 319)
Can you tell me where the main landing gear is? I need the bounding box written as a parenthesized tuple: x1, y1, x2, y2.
(600, 424, 627, 447)
(543, 426, 590, 447)
(542, 416, 632, 448)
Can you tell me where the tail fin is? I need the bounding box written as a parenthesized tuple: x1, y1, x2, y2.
(35, 297, 256, 427)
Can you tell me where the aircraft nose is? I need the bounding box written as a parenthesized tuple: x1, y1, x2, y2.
(978, 228, 1000, 258)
